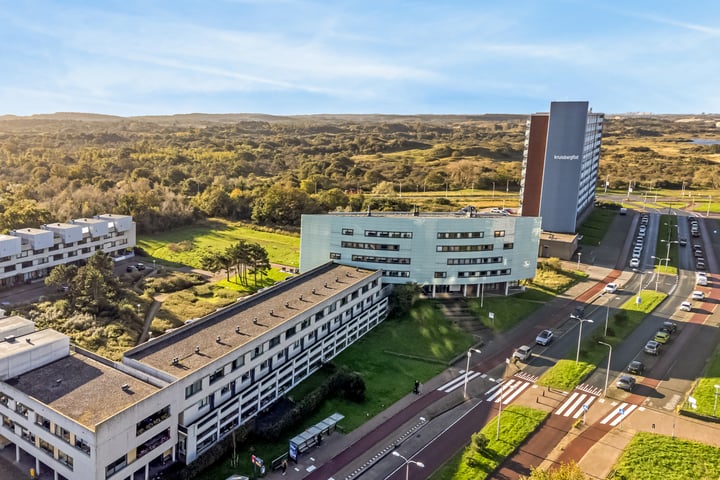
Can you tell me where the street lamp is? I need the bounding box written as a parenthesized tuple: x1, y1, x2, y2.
(577, 252, 582, 269)
(707, 195, 712, 217)
(497, 358, 510, 439)
(571, 315, 594, 363)
(598, 341, 612, 397)
(660, 240, 678, 272)
(463, 348, 482, 399)
(714, 385, 720, 417)
(392, 451, 424, 480)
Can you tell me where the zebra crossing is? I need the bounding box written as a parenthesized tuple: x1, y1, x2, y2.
(599, 402, 640, 426)
(437, 370, 486, 393)
(554, 391, 597, 418)
(576, 383, 603, 396)
(485, 378, 532, 404)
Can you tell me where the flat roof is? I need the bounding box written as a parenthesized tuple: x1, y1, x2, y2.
(42, 222, 81, 231)
(0, 315, 35, 337)
(323, 210, 516, 219)
(11, 228, 49, 236)
(126, 263, 376, 378)
(6, 352, 159, 430)
(540, 231, 578, 242)
(0, 329, 66, 360)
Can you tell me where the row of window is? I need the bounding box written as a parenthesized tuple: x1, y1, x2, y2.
(436, 244, 493, 252)
(340, 241, 400, 251)
(351, 255, 411, 265)
(341, 229, 413, 238)
(2, 413, 75, 471)
(437, 232, 483, 239)
(435, 269, 511, 278)
(447, 256, 503, 265)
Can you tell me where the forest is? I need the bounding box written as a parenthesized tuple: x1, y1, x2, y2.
(1, 112, 719, 234)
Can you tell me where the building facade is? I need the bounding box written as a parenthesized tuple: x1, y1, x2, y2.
(0, 262, 388, 480)
(0, 214, 136, 287)
(519, 101, 604, 233)
(299, 212, 541, 297)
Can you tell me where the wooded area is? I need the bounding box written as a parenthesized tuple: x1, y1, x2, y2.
(1, 113, 719, 234)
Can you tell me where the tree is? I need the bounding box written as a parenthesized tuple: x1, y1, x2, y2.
(521, 462, 587, 480)
(471, 432, 489, 453)
(44, 264, 78, 292)
(246, 243, 271, 286)
(252, 185, 322, 226)
(388, 283, 421, 317)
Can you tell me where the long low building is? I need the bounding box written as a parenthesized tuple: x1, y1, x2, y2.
(299, 210, 542, 297)
(0, 262, 388, 480)
(0, 214, 136, 287)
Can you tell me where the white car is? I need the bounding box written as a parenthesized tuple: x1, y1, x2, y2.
(680, 301, 692, 312)
(692, 291, 705, 300)
(604, 283, 618, 294)
(535, 329, 554, 346)
(629, 258, 640, 268)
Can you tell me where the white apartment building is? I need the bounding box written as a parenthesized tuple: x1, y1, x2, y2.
(299, 211, 541, 297)
(0, 262, 387, 480)
(0, 214, 136, 287)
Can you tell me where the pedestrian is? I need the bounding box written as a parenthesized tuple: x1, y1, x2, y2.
(281, 458, 288, 476)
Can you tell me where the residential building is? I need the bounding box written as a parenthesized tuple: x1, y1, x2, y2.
(520, 101, 604, 233)
(0, 214, 136, 287)
(299, 211, 541, 297)
(0, 262, 387, 480)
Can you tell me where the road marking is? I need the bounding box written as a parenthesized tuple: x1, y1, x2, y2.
(555, 392, 580, 416)
(437, 371, 483, 393)
(572, 396, 596, 419)
(609, 404, 637, 426)
(486, 379, 531, 404)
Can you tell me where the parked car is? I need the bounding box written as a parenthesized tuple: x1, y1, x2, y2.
(627, 360, 645, 375)
(512, 345, 533, 362)
(692, 291, 705, 300)
(616, 375, 636, 391)
(136, 263, 146, 271)
(654, 331, 670, 344)
(535, 329, 554, 346)
(126, 265, 136, 272)
(604, 283, 618, 294)
(662, 321, 678, 333)
(629, 258, 640, 268)
(644, 340, 660, 355)
(679, 238, 687, 246)
(679, 301, 692, 312)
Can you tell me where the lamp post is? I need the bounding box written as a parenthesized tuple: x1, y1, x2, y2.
(392, 451, 424, 480)
(492, 182, 496, 199)
(660, 240, 678, 272)
(497, 358, 510, 439)
(463, 348, 482, 399)
(604, 304, 610, 336)
(598, 341, 612, 397)
(577, 252, 582, 269)
(571, 315, 594, 363)
(707, 195, 712, 217)
(714, 385, 720, 417)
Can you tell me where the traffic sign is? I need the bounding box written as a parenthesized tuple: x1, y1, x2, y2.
(619, 407, 625, 415)
(582, 404, 589, 411)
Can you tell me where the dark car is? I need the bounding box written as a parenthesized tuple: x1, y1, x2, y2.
(572, 305, 585, 318)
(126, 265, 136, 272)
(627, 360, 645, 374)
(662, 321, 677, 333)
(679, 238, 687, 246)
(136, 263, 146, 271)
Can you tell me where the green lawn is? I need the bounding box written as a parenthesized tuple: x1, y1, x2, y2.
(137, 218, 301, 268)
(612, 432, 720, 480)
(578, 207, 618, 246)
(430, 406, 548, 480)
(654, 215, 679, 275)
(537, 290, 667, 390)
(684, 347, 720, 417)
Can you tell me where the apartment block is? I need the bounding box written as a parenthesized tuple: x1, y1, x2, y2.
(299, 211, 541, 297)
(0, 262, 387, 480)
(520, 101, 604, 233)
(0, 214, 136, 287)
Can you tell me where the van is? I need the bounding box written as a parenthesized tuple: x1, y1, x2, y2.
(697, 276, 708, 286)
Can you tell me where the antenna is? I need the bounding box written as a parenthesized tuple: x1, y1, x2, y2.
(216, 336, 221, 343)
(235, 326, 241, 334)
(172, 357, 179, 365)
(195, 346, 200, 354)
(121, 384, 130, 391)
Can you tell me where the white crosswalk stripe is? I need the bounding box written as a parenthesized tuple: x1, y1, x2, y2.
(602, 403, 638, 426)
(514, 371, 538, 383)
(577, 383, 603, 396)
(437, 371, 483, 393)
(486, 378, 531, 404)
(555, 390, 598, 418)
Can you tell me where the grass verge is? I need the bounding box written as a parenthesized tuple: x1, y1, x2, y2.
(430, 406, 548, 480)
(578, 207, 618, 246)
(612, 432, 720, 480)
(654, 215, 679, 275)
(537, 290, 666, 389)
(683, 347, 720, 417)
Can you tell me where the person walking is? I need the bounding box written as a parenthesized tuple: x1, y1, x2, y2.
(281, 458, 288, 476)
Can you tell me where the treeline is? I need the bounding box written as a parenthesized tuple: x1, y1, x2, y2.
(1, 114, 719, 233)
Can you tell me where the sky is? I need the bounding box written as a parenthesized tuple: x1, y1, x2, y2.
(1, 0, 719, 117)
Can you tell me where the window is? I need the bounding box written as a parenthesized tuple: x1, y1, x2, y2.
(437, 232, 483, 239)
(209, 367, 225, 384)
(301, 318, 311, 329)
(329, 252, 341, 260)
(252, 345, 263, 359)
(285, 326, 297, 339)
(185, 379, 202, 399)
(503, 243, 514, 249)
(447, 257, 502, 265)
(382, 270, 410, 278)
(365, 230, 412, 238)
(341, 228, 354, 235)
(106, 455, 127, 477)
(198, 396, 210, 409)
(341, 241, 400, 251)
(232, 355, 245, 370)
(57, 450, 74, 470)
(351, 255, 410, 264)
(269, 336, 281, 348)
(436, 245, 493, 252)
(494, 230, 505, 238)
(434, 272, 447, 278)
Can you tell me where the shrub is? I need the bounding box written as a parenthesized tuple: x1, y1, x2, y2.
(472, 432, 489, 453)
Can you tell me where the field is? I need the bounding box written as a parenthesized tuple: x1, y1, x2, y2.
(137, 218, 301, 268)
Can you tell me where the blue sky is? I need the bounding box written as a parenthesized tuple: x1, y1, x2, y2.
(1, 0, 719, 116)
